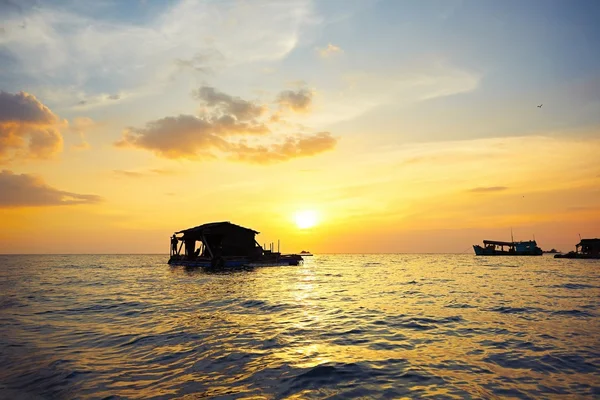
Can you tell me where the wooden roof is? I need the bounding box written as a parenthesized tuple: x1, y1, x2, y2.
(176, 221, 259, 236)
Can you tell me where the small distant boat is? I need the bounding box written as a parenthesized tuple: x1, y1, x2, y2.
(473, 240, 543, 256)
(168, 221, 303, 268)
(299, 250, 313, 256)
(554, 238, 600, 259)
(543, 248, 560, 254)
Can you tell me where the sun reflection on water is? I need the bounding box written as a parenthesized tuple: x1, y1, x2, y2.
(0, 254, 598, 398)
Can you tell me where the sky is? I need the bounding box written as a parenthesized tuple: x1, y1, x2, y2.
(0, 0, 599, 254)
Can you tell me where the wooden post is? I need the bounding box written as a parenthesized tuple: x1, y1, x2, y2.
(202, 235, 214, 258)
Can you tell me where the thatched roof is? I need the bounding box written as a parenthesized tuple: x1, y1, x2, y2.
(176, 221, 259, 236)
(578, 238, 600, 246)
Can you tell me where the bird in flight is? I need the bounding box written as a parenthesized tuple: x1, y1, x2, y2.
(537, 104, 543, 108)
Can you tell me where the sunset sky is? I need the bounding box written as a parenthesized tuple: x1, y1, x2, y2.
(1, 0, 599, 254)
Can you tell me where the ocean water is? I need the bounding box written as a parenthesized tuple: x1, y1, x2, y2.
(0, 254, 599, 399)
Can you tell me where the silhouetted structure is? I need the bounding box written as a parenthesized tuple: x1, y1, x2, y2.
(554, 238, 600, 259)
(168, 221, 303, 268)
(543, 248, 560, 253)
(473, 240, 543, 256)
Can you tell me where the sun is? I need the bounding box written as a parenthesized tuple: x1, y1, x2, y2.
(294, 210, 318, 229)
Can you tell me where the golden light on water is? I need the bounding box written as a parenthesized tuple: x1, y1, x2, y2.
(294, 210, 319, 229)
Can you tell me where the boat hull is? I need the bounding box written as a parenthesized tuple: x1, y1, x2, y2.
(554, 253, 600, 259)
(473, 245, 543, 256)
(168, 255, 303, 268)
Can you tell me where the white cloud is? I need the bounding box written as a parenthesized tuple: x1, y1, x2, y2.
(301, 63, 480, 126)
(0, 0, 316, 108)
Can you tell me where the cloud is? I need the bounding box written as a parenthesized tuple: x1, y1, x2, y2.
(0, 90, 58, 124)
(193, 86, 267, 121)
(0, 0, 315, 107)
(74, 92, 126, 109)
(276, 88, 313, 113)
(228, 132, 337, 164)
(0, 91, 64, 162)
(567, 205, 599, 212)
(0, 169, 102, 207)
(116, 86, 338, 162)
(467, 186, 509, 193)
(317, 43, 343, 58)
(113, 168, 177, 178)
(175, 49, 225, 74)
(69, 116, 94, 150)
(116, 113, 269, 160)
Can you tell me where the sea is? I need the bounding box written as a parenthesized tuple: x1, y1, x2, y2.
(0, 254, 598, 399)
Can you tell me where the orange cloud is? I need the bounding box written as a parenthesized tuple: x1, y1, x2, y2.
(69, 116, 95, 150)
(193, 86, 267, 121)
(0, 91, 64, 162)
(116, 86, 338, 162)
(0, 170, 102, 207)
(115, 114, 266, 160)
(113, 169, 177, 178)
(227, 132, 338, 164)
(467, 186, 509, 193)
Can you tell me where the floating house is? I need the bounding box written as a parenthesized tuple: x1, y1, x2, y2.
(473, 239, 543, 256)
(168, 221, 303, 268)
(554, 238, 600, 259)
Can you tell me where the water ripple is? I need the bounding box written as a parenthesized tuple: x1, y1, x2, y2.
(0, 254, 599, 398)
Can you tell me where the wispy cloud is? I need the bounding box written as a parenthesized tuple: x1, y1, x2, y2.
(317, 43, 343, 58)
(467, 186, 509, 193)
(68, 116, 94, 150)
(0, 169, 102, 207)
(0, 0, 316, 107)
(113, 168, 177, 178)
(227, 132, 337, 164)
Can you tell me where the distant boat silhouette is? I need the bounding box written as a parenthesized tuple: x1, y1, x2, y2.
(299, 250, 313, 256)
(543, 248, 560, 254)
(473, 239, 543, 256)
(554, 238, 600, 259)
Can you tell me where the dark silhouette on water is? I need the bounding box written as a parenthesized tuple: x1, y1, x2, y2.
(555, 238, 600, 259)
(473, 239, 543, 256)
(168, 221, 303, 268)
(543, 248, 560, 254)
(170, 234, 178, 256)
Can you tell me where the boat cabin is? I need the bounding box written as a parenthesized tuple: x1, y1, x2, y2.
(171, 221, 262, 260)
(168, 221, 303, 268)
(576, 238, 600, 255)
(474, 239, 543, 256)
(482, 240, 539, 253)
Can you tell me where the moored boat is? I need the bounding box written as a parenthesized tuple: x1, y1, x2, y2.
(473, 240, 543, 256)
(554, 238, 600, 259)
(168, 221, 303, 268)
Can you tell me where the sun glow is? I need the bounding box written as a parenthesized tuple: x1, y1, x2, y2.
(295, 210, 318, 229)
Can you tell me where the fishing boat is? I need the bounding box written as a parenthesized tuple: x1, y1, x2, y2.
(554, 238, 600, 259)
(168, 221, 303, 268)
(473, 239, 543, 256)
